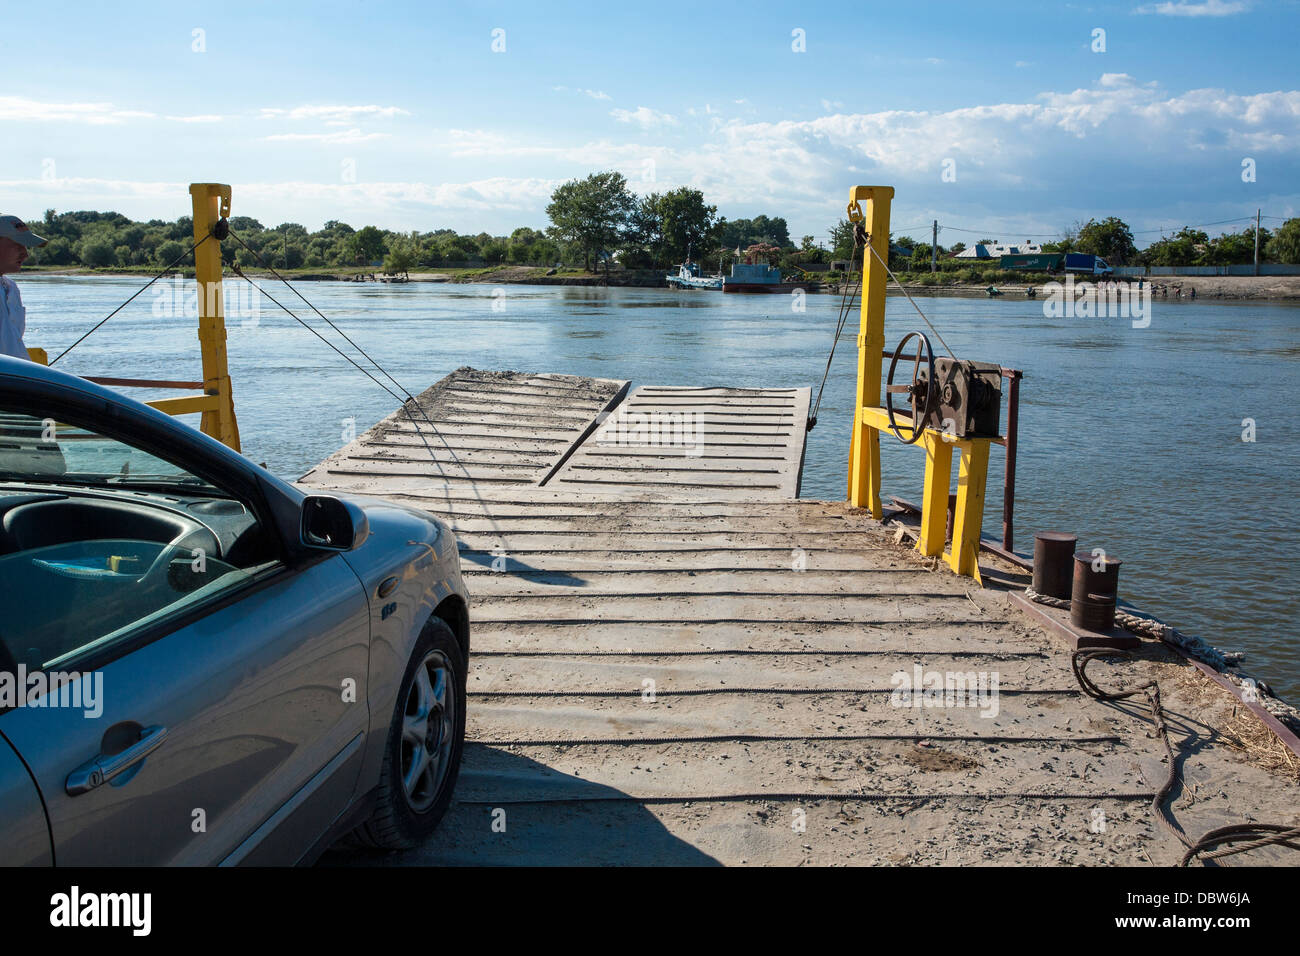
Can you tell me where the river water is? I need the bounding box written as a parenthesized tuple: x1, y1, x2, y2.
(17, 276, 1300, 700)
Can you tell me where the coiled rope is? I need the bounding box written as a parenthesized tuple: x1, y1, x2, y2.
(1071, 648, 1300, 866)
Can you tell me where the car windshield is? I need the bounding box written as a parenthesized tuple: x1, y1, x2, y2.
(0, 412, 220, 493)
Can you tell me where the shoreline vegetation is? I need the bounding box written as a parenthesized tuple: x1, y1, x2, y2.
(23, 263, 1300, 301)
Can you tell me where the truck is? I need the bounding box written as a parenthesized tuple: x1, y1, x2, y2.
(999, 253, 1064, 272)
(1063, 253, 1113, 276)
(997, 252, 1115, 276)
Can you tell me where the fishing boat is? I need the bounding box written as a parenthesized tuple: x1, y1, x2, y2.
(665, 260, 722, 290)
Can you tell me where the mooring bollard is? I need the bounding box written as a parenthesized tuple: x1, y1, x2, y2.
(1032, 531, 1077, 599)
(1071, 551, 1122, 632)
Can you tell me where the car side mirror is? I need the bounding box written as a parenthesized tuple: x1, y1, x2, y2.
(301, 495, 369, 552)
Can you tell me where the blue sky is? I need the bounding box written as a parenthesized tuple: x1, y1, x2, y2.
(3, 0, 1298, 246)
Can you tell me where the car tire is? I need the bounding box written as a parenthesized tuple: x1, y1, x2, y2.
(352, 617, 466, 850)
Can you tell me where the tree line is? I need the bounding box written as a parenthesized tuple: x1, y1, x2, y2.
(22, 172, 804, 276)
(22, 180, 1300, 276)
(873, 215, 1300, 271)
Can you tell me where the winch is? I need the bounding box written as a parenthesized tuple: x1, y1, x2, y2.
(885, 331, 1002, 443)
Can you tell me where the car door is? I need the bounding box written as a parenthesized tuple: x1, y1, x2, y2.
(0, 732, 53, 866)
(0, 554, 370, 865)
(0, 397, 371, 865)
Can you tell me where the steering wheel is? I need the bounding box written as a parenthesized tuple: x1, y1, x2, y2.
(885, 331, 937, 445)
(137, 528, 221, 593)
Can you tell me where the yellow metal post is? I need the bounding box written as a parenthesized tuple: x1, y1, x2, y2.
(948, 441, 990, 581)
(917, 432, 954, 556)
(846, 186, 893, 517)
(189, 183, 241, 451)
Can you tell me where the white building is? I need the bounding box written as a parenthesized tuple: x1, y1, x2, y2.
(953, 241, 1043, 259)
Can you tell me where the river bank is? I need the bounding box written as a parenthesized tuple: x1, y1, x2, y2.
(22, 264, 1300, 300)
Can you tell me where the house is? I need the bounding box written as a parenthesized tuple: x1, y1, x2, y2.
(953, 241, 1043, 259)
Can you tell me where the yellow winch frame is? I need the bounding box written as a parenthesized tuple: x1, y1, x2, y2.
(28, 183, 241, 452)
(845, 185, 991, 584)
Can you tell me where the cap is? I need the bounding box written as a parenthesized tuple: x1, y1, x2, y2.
(0, 216, 48, 249)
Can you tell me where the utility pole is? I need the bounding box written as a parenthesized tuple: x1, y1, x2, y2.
(1254, 208, 1261, 276)
(931, 220, 938, 273)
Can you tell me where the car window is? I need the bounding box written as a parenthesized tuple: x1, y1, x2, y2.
(0, 411, 220, 494)
(0, 410, 277, 674)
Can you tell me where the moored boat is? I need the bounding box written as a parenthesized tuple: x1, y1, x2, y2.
(665, 261, 722, 290)
(722, 260, 808, 294)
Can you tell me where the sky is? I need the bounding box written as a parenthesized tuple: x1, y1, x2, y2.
(2, 0, 1298, 247)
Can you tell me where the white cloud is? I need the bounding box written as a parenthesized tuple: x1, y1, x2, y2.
(164, 114, 225, 123)
(555, 86, 611, 101)
(0, 175, 563, 229)
(258, 104, 410, 126)
(5, 75, 1296, 240)
(1135, 0, 1249, 16)
(611, 106, 678, 128)
(0, 95, 156, 124)
(264, 128, 390, 144)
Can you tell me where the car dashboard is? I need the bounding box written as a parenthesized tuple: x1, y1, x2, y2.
(0, 484, 269, 670)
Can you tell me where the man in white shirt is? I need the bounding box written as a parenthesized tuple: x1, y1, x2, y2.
(0, 215, 48, 361)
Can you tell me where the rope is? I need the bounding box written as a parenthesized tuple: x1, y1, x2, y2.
(1071, 647, 1300, 866)
(1024, 587, 1179, 642)
(49, 233, 212, 365)
(862, 234, 958, 359)
(470, 687, 1077, 698)
(808, 234, 863, 430)
(222, 229, 509, 547)
(226, 230, 417, 404)
(469, 732, 1121, 746)
(455, 790, 1157, 806)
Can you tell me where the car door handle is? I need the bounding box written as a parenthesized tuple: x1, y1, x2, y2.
(66, 725, 168, 796)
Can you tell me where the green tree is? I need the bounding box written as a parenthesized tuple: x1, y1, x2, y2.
(154, 239, 187, 266)
(1204, 227, 1269, 265)
(81, 240, 116, 268)
(546, 171, 637, 271)
(349, 225, 387, 264)
(383, 232, 419, 276)
(439, 234, 480, 263)
(1141, 228, 1208, 267)
(1074, 217, 1137, 265)
(827, 219, 857, 261)
(1266, 218, 1300, 264)
(720, 215, 791, 250)
(632, 187, 718, 266)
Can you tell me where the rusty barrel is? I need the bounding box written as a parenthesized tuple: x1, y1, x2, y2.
(1032, 532, 1077, 599)
(1071, 551, 1122, 632)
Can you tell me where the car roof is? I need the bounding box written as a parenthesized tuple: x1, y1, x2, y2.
(0, 354, 129, 402)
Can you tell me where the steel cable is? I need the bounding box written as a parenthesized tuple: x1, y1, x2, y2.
(49, 233, 212, 365)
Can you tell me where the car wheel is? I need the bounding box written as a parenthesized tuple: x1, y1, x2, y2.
(353, 618, 466, 849)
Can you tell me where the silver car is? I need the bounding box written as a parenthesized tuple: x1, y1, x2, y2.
(0, 356, 469, 865)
